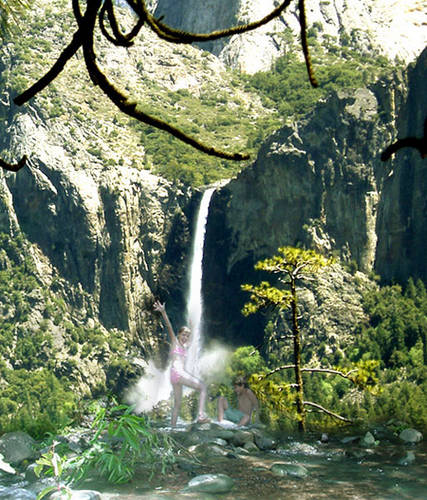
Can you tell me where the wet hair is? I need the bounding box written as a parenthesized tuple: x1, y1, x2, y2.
(233, 376, 248, 388)
(178, 326, 190, 336)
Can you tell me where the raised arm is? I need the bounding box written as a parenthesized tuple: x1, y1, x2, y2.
(154, 301, 177, 344)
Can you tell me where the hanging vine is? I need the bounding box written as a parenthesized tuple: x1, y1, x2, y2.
(2, 0, 319, 172)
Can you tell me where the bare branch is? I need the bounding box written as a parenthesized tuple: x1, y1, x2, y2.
(303, 401, 352, 422)
(79, 0, 249, 161)
(13, 31, 82, 106)
(139, 0, 294, 44)
(0, 155, 27, 172)
(263, 364, 296, 377)
(11, 0, 320, 163)
(381, 118, 427, 160)
(301, 367, 358, 380)
(298, 0, 318, 87)
(99, 0, 143, 47)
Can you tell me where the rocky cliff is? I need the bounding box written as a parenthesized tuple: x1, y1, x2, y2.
(154, 0, 426, 73)
(0, 0, 425, 393)
(0, 0, 246, 393)
(203, 47, 427, 345)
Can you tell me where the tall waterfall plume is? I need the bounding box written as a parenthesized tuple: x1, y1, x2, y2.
(185, 187, 215, 376)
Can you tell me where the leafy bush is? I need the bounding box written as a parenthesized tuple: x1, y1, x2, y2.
(0, 364, 76, 438)
(36, 403, 175, 487)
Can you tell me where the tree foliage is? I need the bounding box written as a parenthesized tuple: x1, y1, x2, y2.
(241, 246, 381, 431)
(346, 279, 427, 430)
(33, 402, 175, 493)
(0, 363, 76, 438)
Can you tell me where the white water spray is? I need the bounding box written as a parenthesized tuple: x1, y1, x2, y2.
(185, 187, 215, 376)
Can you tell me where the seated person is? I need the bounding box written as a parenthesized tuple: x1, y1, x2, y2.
(217, 376, 259, 426)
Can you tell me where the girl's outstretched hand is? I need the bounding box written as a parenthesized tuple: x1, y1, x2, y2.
(153, 300, 165, 313)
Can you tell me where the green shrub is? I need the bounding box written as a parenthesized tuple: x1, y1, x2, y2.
(0, 366, 76, 438)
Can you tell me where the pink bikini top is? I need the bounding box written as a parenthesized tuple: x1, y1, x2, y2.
(172, 344, 186, 357)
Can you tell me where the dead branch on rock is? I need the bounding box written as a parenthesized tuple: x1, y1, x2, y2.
(5, 0, 318, 171)
(0, 155, 27, 172)
(381, 117, 427, 161)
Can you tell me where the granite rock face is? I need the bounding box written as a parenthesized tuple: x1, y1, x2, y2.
(203, 48, 427, 344)
(375, 48, 427, 283)
(1, 113, 193, 339)
(154, 0, 427, 73)
(0, 0, 425, 387)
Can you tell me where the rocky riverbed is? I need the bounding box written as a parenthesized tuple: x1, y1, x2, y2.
(0, 420, 425, 499)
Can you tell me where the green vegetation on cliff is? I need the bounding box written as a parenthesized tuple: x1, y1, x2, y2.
(242, 28, 392, 120)
(234, 276, 426, 432)
(1, 1, 399, 187)
(0, 232, 141, 437)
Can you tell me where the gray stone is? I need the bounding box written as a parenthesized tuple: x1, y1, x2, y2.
(0, 487, 36, 499)
(0, 454, 15, 475)
(205, 428, 235, 441)
(190, 443, 228, 458)
(320, 433, 329, 443)
(50, 490, 101, 500)
(171, 431, 203, 447)
(399, 428, 423, 444)
(0, 432, 36, 464)
(230, 429, 254, 447)
(359, 431, 378, 447)
(186, 473, 234, 494)
(24, 463, 39, 482)
(206, 437, 228, 447)
(243, 441, 259, 453)
(398, 451, 416, 466)
(270, 462, 309, 478)
(252, 432, 276, 450)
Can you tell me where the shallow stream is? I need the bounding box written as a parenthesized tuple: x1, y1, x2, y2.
(81, 432, 427, 500)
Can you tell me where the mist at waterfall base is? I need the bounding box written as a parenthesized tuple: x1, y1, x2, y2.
(124, 342, 232, 414)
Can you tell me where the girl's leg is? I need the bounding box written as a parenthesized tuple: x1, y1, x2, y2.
(179, 373, 209, 420)
(217, 396, 228, 421)
(171, 383, 183, 427)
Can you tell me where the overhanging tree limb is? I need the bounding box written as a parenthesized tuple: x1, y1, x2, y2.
(5, 0, 319, 170)
(0, 155, 27, 172)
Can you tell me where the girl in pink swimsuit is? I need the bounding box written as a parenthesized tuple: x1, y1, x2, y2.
(154, 301, 209, 427)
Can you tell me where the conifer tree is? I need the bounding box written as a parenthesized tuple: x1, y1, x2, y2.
(242, 246, 378, 431)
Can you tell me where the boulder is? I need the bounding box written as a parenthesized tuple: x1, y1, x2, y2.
(243, 441, 259, 453)
(399, 428, 423, 444)
(190, 443, 228, 458)
(230, 429, 254, 447)
(251, 429, 277, 450)
(0, 486, 36, 499)
(270, 462, 309, 478)
(0, 432, 36, 464)
(359, 431, 378, 447)
(50, 490, 101, 500)
(185, 473, 234, 494)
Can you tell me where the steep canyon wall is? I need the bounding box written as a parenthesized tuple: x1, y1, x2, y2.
(203, 48, 427, 345)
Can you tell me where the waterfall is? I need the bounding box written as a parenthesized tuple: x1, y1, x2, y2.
(126, 187, 215, 412)
(185, 187, 215, 376)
